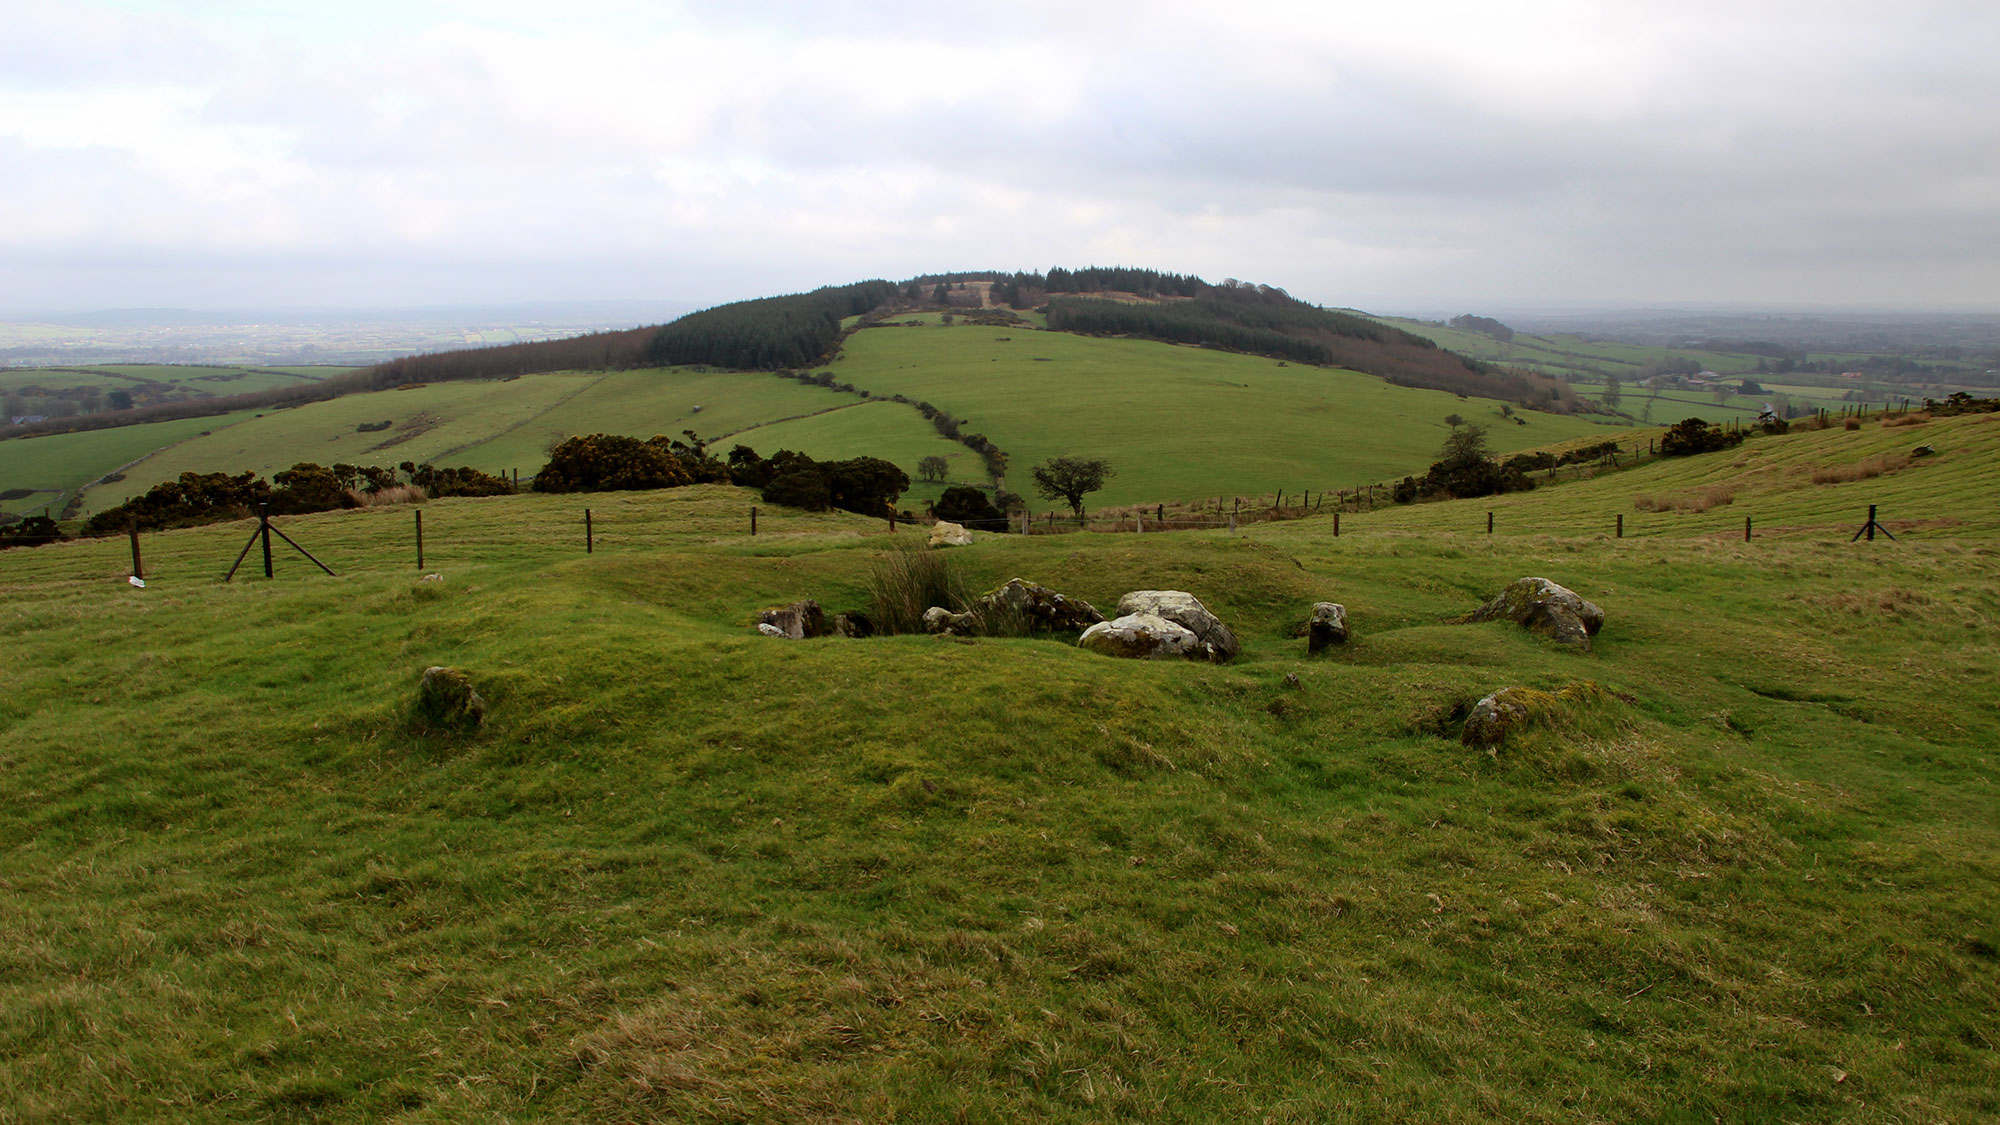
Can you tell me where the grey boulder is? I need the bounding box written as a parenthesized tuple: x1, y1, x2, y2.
(1115, 590, 1238, 662)
(1468, 577, 1603, 651)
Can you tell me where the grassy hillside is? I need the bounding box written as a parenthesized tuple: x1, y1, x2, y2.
(26, 328, 1624, 520)
(833, 323, 1616, 508)
(0, 409, 263, 518)
(1357, 411, 1999, 540)
(3, 422, 1996, 1122)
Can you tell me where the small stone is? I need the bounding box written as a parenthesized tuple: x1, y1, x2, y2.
(1307, 602, 1348, 653)
(756, 599, 826, 639)
(1461, 688, 1535, 747)
(756, 622, 787, 637)
(413, 665, 485, 732)
(922, 606, 975, 635)
(928, 521, 974, 548)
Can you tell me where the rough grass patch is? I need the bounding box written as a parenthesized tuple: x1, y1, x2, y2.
(350, 484, 428, 507)
(866, 543, 971, 634)
(1811, 451, 1912, 485)
(1634, 484, 1735, 513)
(1881, 412, 1931, 427)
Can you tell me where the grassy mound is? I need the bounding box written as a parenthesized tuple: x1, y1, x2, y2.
(2, 457, 1996, 1121)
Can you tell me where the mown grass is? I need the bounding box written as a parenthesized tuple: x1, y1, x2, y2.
(3, 437, 1997, 1122)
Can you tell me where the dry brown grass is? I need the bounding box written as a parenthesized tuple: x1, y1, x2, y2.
(1633, 484, 1735, 513)
(1845, 417, 1862, 431)
(1811, 452, 1912, 485)
(347, 484, 427, 507)
(1881, 412, 1932, 427)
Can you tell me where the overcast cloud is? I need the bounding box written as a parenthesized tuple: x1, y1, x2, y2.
(3, 0, 1996, 315)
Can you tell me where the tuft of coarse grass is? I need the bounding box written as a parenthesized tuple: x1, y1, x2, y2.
(1634, 483, 1735, 512)
(866, 542, 970, 633)
(1881, 412, 1932, 428)
(1812, 451, 1912, 485)
(349, 484, 427, 507)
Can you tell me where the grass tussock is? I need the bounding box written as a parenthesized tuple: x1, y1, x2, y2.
(348, 484, 427, 507)
(1881, 412, 1932, 427)
(1812, 451, 1912, 485)
(866, 543, 971, 634)
(1634, 483, 1735, 513)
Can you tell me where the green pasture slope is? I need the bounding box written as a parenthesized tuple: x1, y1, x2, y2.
(75, 371, 868, 515)
(831, 323, 1616, 507)
(3, 416, 1997, 1122)
(37, 325, 1625, 519)
(0, 410, 263, 518)
(0, 364, 340, 396)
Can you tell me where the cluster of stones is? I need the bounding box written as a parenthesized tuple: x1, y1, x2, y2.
(756, 599, 874, 639)
(923, 578, 1106, 636)
(1080, 590, 1241, 663)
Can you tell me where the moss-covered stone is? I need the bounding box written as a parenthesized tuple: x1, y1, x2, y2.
(413, 666, 485, 733)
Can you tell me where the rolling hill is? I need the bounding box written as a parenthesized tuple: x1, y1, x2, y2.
(3, 411, 1995, 1121)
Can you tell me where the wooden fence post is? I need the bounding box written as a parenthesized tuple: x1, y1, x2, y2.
(415, 509, 424, 570)
(585, 508, 593, 553)
(1487, 511, 1494, 535)
(1744, 515, 1752, 542)
(1616, 514, 1623, 538)
(128, 525, 144, 583)
(260, 504, 274, 578)
(1333, 512, 1340, 538)
(751, 506, 758, 535)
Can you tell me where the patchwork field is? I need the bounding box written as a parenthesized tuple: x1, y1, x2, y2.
(12, 326, 1632, 521)
(3, 415, 1996, 1122)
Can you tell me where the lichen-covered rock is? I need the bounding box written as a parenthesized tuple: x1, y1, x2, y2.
(1460, 687, 1537, 746)
(830, 612, 875, 638)
(757, 599, 826, 640)
(922, 606, 975, 635)
(414, 665, 485, 732)
(1460, 681, 1613, 748)
(1307, 602, 1349, 654)
(1115, 590, 1238, 662)
(1468, 577, 1604, 651)
(979, 578, 1103, 632)
(756, 622, 787, 638)
(1079, 613, 1207, 660)
(928, 521, 973, 548)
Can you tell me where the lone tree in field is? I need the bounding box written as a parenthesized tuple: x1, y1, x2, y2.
(1030, 456, 1114, 520)
(917, 454, 949, 484)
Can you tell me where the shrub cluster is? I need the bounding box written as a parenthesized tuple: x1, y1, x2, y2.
(726, 446, 909, 516)
(1924, 391, 2000, 416)
(932, 485, 1010, 530)
(80, 460, 514, 537)
(531, 432, 726, 493)
(1658, 417, 1746, 456)
(0, 514, 65, 551)
(1501, 440, 1623, 474)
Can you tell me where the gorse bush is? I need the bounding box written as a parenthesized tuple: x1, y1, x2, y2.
(532, 432, 724, 494)
(1659, 417, 1746, 456)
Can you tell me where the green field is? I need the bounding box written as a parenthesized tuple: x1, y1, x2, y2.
(14, 327, 1635, 520)
(833, 324, 1617, 507)
(1, 364, 343, 397)
(0, 410, 264, 517)
(3, 416, 1996, 1121)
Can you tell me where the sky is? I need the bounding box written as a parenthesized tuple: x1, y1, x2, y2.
(4, 0, 1998, 317)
